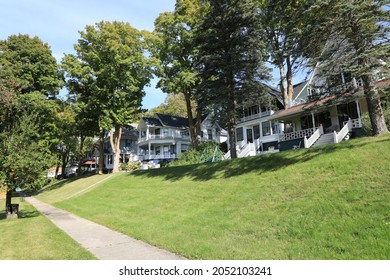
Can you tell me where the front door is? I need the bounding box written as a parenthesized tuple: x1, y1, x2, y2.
(246, 128, 253, 143)
(316, 111, 332, 133)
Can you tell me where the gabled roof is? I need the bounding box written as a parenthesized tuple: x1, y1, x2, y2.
(293, 80, 309, 100)
(143, 117, 163, 127)
(156, 114, 190, 129)
(122, 127, 139, 139)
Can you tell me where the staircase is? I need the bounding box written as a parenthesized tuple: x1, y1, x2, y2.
(311, 133, 335, 148)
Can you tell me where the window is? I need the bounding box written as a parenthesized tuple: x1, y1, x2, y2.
(262, 122, 271, 136)
(236, 127, 244, 141)
(107, 155, 112, 165)
(181, 130, 189, 137)
(207, 129, 213, 140)
(253, 125, 260, 139)
(301, 115, 314, 130)
(181, 144, 189, 153)
(272, 122, 279, 134)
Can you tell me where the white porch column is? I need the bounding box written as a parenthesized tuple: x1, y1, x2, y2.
(311, 112, 316, 129)
(356, 100, 361, 126)
(148, 142, 151, 160)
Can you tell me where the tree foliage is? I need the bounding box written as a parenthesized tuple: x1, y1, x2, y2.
(0, 34, 63, 98)
(153, 0, 208, 148)
(62, 21, 155, 172)
(195, 0, 270, 158)
(258, 0, 324, 108)
(307, 0, 390, 135)
(147, 93, 196, 117)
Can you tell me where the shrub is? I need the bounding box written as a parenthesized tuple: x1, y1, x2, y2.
(169, 142, 224, 167)
(127, 161, 140, 171)
(361, 105, 390, 135)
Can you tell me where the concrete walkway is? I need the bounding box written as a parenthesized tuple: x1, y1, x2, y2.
(25, 197, 186, 260)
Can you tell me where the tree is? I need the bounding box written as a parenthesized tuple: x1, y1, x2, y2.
(0, 34, 63, 98)
(62, 21, 155, 173)
(153, 0, 207, 148)
(0, 81, 55, 215)
(195, 0, 270, 158)
(258, 0, 320, 108)
(147, 93, 196, 117)
(308, 0, 389, 135)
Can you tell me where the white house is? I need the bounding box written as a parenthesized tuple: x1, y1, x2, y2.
(102, 127, 139, 170)
(137, 113, 225, 161)
(226, 74, 389, 159)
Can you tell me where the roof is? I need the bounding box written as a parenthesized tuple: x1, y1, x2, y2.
(122, 127, 139, 139)
(143, 117, 163, 127)
(156, 114, 190, 129)
(293, 80, 309, 100)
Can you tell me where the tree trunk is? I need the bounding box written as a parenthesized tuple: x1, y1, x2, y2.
(278, 61, 288, 109)
(286, 55, 294, 107)
(61, 150, 69, 179)
(77, 136, 86, 176)
(228, 118, 237, 159)
(110, 126, 122, 173)
(54, 156, 60, 179)
(5, 189, 12, 213)
(183, 91, 197, 148)
(195, 108, 202, 150)
(98, 129, 105, 175)
(361, 75, 389, 135)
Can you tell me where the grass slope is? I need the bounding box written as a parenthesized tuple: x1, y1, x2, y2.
(0, 199, 96, 259)
(43, 135, 390, 259)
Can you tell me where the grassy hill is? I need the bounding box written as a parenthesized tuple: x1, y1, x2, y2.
(38, 135, 390, 259)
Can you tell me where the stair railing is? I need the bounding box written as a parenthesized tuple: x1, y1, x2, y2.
(334, 119, 352, 143)
(304, 124, 323, 148)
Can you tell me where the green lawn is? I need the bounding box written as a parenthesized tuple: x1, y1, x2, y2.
(39, 135, 390, 259)
(0, 199, 96, 260)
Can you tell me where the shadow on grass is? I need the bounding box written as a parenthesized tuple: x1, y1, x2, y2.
(36, 173, 96, 195)
(0, 210, 6, 220)
(129, 135, 389, 182)
(18, 210, 40, 219)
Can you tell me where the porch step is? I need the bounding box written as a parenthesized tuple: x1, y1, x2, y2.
(311, 133, 335, 148)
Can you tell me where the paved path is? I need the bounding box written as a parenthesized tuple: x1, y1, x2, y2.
(25, 197, 186, 260)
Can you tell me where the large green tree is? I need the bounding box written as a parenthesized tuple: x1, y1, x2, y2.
(0, 34, 63, 98)
(195, 0, 270, 158)
(147, 93, 196, 118)
(307, 0, 389, 135)
(0, 80, 55, 215)
(258, 0, 323, 108)
(62, 21, 155, 173)
(153, 0, 208, 148)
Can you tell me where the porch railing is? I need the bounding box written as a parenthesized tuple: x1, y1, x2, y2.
(140, 134, 190, 142)
(280, 127, 316, 142)
(238, 110, 273, 123)
(343, 118, 361, 129)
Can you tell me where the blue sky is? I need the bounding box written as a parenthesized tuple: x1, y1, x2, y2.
(0, 0, 176, 109)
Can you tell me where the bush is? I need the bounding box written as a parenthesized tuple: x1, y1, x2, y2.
(127, 161, 140, 171)
(119, 162, 141, 171)
(169, 142, 224, 167)
(119, 163, 129, 171)
(361, 105, 390, 135)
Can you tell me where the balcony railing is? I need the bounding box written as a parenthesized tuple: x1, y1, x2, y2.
(139, 153, 177, 161)
(139, 134, 190, 142)
(238, 110, 274, 123)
